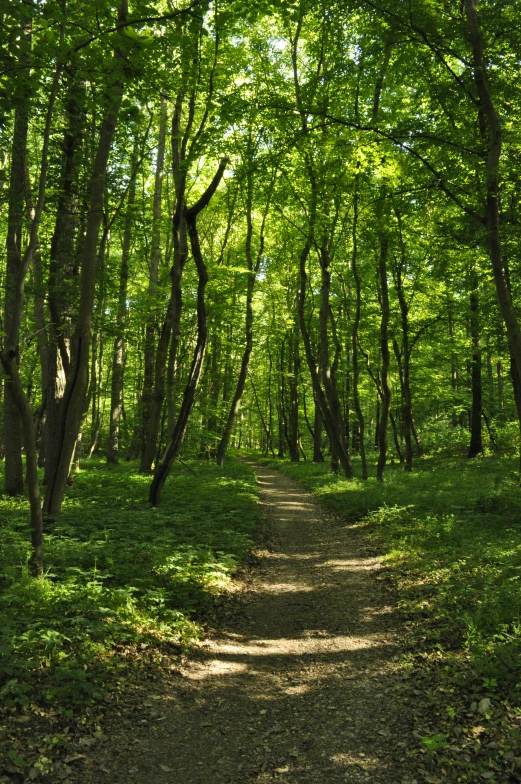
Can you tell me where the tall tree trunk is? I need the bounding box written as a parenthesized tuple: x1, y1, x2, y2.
(318, 238, 352, 476)
(464, 0, 521, 469)
(297, 173, 353, 479)
(1, 13, 63, 571)
(149, 160, 227, 504)
(350, 175, 367, 478)
(43, 1, 127, 517)
(3, 101, 27, 496)
(141, 95, 167, 462)
(43, 80, 83, 479)
(287, 329, 300, 462)
(216, 163, 269, 466)
(107, 141, 138, 463)
(468, 265, 483, 458)
(376, 214, 391, 482)
(140, 78, 191, 472)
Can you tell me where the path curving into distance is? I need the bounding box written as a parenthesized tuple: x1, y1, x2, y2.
(86, 461, 422, 784)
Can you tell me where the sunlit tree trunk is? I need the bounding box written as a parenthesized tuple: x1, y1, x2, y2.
(43, 0, 128, 517)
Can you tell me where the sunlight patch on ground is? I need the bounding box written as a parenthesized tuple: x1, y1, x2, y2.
(317, 557, 383, 572)
(204, 634, 383, 658)
(256, 580, 315, 593)
(330, 752, 378, 770)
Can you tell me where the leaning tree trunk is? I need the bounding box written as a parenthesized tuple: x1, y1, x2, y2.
(149, 160, 227, 504)
(43, 1, 127, 518)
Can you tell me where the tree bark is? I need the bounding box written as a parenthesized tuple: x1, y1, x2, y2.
(376, 213, 391, 482)
(350, 174, 367, 478)
(107, 141, 138, 463)
(149, 159, 227, 504)
(464, 0, 521, 467)
(43, 0, 128, 517)
(3, 101, 27, 496)
(141, 94, 167, 463)
(1, 13, 63, 571)
(216, 163, 269, 466)
(467, 265, 483, 458)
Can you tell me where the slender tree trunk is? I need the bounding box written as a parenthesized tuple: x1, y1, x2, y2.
(206, 330, 221, 448)
(313, 396, 324, 462)
(86, 328, 105, 459)
(318, 239, 351, 476)
(350, 182, 367, 477)
(287, 330, 300, 462)
(376, 213, 391, 482)
(216, 164, 262, 466)
(1, 14, 63, 571)
(468, 265, 483, 458)
(149, 160, 227, 504)
(108, 143, 137, 463)
(297, 174, 352, 478)
(142, 95, 167, 461)
(141, 81, 191, 472)
(43, 2, 127, 517)
(106, 143, 139, 461)
(149, 220, 207, 504)
(3, 102, 27, 496)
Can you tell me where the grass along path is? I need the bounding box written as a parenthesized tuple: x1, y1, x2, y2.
(0, 458, 258, 782)
(254, 454, 521, 783)
(80, 460, 425, 784)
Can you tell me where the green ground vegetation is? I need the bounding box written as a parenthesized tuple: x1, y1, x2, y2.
(0, 458, 258, 717)
(255, 452, 521, 773)
(257, 453, 521, 678)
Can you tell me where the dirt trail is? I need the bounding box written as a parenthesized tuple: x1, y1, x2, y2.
(87, 461, 421, 783)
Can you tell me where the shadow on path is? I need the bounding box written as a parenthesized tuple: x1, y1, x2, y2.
(86, 461, 421, 784)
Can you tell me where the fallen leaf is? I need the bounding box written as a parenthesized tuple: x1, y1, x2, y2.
(63, 754, 86, 764)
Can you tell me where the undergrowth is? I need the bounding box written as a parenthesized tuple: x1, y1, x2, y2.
(0, 458, 258, 714)
(255, 453, 521, 674)
(253, 452, 521, 780)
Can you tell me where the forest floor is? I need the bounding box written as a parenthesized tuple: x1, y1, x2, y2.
(2, 455, 521, 783)
(75, 460, 431, 784)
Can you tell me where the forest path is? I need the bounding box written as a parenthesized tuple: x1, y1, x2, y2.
(88, 461, 420, 784)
